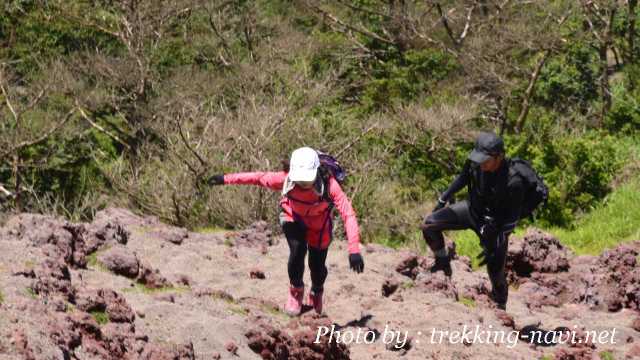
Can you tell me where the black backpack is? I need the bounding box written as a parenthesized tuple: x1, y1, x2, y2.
(508, 158, 549, 220)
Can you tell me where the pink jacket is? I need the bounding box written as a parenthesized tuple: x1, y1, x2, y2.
(223, 171, 361, 254)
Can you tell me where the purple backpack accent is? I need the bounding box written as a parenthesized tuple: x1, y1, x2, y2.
(317, 151, 346, 183)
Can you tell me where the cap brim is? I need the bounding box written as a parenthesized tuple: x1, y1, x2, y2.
(468, 149, 491, 164)
(289, 168, 317, 182)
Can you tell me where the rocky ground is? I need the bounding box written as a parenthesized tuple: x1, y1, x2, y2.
(0, 207, 639, 359)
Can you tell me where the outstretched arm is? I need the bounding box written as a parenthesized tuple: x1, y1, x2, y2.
(222, 171, 287, 192)
(327, 177, 361, 255)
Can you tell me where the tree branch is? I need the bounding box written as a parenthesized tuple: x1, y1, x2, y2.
(515, 49, 551, 132)
(0, 109, 76, 160)
(306, 2, 396, 46)
(77, 104, 132, 151)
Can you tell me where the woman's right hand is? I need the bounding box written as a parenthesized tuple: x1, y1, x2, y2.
(206, 174, 225, 186)
(349, 253, 364, 273)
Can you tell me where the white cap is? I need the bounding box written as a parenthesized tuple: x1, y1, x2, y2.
(288, 147, 319, 182)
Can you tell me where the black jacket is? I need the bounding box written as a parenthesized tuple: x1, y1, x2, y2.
(440, 159, 525, 233)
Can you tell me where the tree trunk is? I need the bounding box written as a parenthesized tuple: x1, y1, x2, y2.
(12, 153, 21, 212)
(630, 0, 638, 90)
(515, 50, 550, 133)
(599, 10, 616, 126)
(630, 0, 637, 64)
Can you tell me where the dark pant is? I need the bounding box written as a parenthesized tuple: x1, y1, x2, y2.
(422, 200, 509, 305)
(282, 221, 328, 292)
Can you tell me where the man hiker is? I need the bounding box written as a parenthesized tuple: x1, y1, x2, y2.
(421, 131, 525, 310)
(205, 147, 365, 316)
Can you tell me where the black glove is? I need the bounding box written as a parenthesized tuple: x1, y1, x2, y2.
(479, 217, 499, 247)
(477, 216, 499, 266)
(206, 174, 225, 186)
(433, 197, 447, 212)
(349, 253, 364, 273)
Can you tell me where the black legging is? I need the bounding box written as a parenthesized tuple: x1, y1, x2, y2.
(282, 221, 328, 292)
(422, 200, 509, 305)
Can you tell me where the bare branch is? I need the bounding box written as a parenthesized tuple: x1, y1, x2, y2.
(0, 109, 76, 160)
(207, 7, 233, 63)
(77, 104, 132, 151)
(306, 2, 396, 46)
(515, 49, 551, 132)
(336, 124, 378, 158)
(175, 112, 210, 169)
(0, 82, 18, 122)
(333, 0, 391, 19)
(458, 4, 476, 43)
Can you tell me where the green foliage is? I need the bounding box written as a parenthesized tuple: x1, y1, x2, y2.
(151, 38, 200, 73)
(506, 131, 629, 226)
(361, 49, 458, 110)
(534, 42, 599, 113)
(122, 283, 188, 295)
(458, 296, 476, 308)
(605, 83, 640, 133)
(25, 287, 37, 299)
(598, 351, 615, 360)
(453, 230, 484, 269)
(2, 0, 640, 257)
(550, 178, 640, 255)
(90, 310, 109, 325)
(401, 281, 415, 290)
(0, 2, 122, 75)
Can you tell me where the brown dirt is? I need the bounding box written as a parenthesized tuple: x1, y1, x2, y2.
(0, 208, 637, 359)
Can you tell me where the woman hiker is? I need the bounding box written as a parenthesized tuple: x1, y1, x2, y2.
(205, 146, 365, 316)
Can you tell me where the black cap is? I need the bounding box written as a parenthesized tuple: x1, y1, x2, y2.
(468, 132, 504, 163)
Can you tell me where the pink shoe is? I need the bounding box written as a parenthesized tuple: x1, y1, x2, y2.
(284, 285, 304, 316)
(308, 289, 323, 314)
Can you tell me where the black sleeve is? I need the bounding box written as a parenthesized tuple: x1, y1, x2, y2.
(440, 161, 471, 202)
(498, 176, 525, 233)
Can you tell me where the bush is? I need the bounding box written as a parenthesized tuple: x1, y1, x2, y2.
(506, 131, 628, 227)
(605, 82, 640, 133)
(534, 42, 599, 113)
(361, 49, 458, 110)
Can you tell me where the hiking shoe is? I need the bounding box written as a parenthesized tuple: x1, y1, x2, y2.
(430, 256, 452, 277)
(307, 289, 323, 314)
(285, 285, 304, 316)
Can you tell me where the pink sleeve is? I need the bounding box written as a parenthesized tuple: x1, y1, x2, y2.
(328, 177, 361, 254)
(223, 171, 286, 192)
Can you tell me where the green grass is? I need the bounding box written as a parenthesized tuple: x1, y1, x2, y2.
(549, 178, 640, 255)
(90, 310, 109, 325)
(194, 226, 228, 234)
(122, 282, 190, 294)
(375, 236, 406, 250)
(261, 303, 287, 319)
(452, 230, 484, 269)
(25, 287, 38, 299)
(87, 251, 100, 267)
(24, 260, 36, 270)
(400, 281, 415, 290)
(230, 305, 249, 316)
(599, 351, 615, 360)
(86, 247, 111, 272)
(0, 289, 4, 304)
(458, 296, 476, 308)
